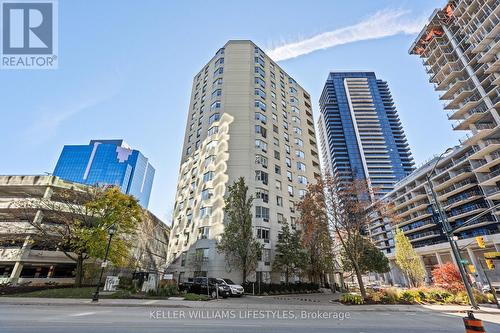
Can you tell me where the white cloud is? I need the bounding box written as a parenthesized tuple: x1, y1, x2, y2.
(267, 9, 426, 61)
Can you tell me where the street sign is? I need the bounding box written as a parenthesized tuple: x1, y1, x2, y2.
(164, 274, 174, 280)
(460, 259, 469, 265)
(484, 252, 500, 260)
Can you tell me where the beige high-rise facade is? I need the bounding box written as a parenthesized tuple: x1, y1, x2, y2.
(166, 41, 321, 284)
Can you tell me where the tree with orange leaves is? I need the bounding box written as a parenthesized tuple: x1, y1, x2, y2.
(297, 177, 335, 285)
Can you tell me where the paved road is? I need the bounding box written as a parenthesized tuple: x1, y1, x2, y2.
(1, 303, 499, 333)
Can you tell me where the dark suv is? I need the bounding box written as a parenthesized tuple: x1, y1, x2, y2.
(189, 277, 230, 298)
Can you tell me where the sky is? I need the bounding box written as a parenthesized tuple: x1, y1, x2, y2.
(0, 0, 459, 223)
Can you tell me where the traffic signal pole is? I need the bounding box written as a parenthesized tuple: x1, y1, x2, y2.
(478, 259, 499, 308)
(426, 173, 479, 310)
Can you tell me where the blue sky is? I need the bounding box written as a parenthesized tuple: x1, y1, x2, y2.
(0, 0, 458, 222)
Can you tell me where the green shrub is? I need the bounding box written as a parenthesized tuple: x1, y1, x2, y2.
(184, 293, 208, 301)
(400, 291, 417, 304)
(341, 293, 364, 305)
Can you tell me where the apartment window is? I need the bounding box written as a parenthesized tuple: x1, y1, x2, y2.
(295, 138, 304, 147)
(215, 57, 224, 66)
(298, 189, 306, 199)
(255, 77, 266, 88)
(190, 181, 196, 191)
(204, 155, 215, 168)
(296, 150, 305, 158)
(282, 111, 287, 119)
(211, 89, 222, 99)
(255, 100, 266, 111)
(290, 87, 297, 94)
(275, 180, 282, 191)
(201, 188, 213, 201)
(285, 144, 291, 155)
(293, 127, 302, 135)
(206, 140, 218, 150)
(277, 213, 284, 224)
(198, 227, 210, 240)
(288, 185, 294, 197)
(255, 66, 265, 77)
(271, 91, 276, 100)
(274, 164, 281, 175)
(255, 170, 268, 185)
(276, 196, 283, 207)
(255, 139, 268, 152)
(255, 206, 270, 221)
(283, 132, 289, 142)
(273, 125, 279, 134)
(207, 112, 220, 125)
(283, 121, 289, 130)
(255, 112, 267, 124)
(271, 101, 277, 110)
(287, 171, 293, 182)
(210, 101, 221, 111)
(255, 125, 267, 138)
(272, 113, 278, 122)
(262, 249, 271, 265)
(186, 146, 192, 155)
(213, 78, 223, 86)
(254, 56, 265, 67)
(256, 227, 270, 241)
(291, 106, 300, 114)
(180, 252, 187, 266)
(285, 157, 291, 168)
(256, 189, 269, 203)
(273, 137, 279, 147)
(297, 176, 308, 185)
(196, 248, 210, 261)
(297, 162, 306, 172)
(195, 140, 200, 149)
(274, 150, 280, 160)
(289, 201, 295, 213)
(255, 154, 268, 168)
(292, 116, 301, 124)
(203, 171, 214, 182)
(188, 134, 192, 143)
(199, 206, 212, 218)
(214, 67, 223, 76)
(254, 87, 267, 99)
(207, 126, 218, 136)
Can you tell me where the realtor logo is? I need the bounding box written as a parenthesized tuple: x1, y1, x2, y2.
(1, 0, 58, 69)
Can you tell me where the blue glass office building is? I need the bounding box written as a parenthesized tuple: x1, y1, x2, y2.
(318, 72, 414, 197)
(53, 140, 155, 208)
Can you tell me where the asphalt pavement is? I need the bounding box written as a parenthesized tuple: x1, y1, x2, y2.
(1, 295, 499, 333)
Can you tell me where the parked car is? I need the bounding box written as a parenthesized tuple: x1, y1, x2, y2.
(189, 277, 230, 298)
(217, 278, 244, 297)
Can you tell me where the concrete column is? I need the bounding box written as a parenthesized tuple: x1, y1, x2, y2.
(9, 235, 32, 285)
(467, 247, 485, 284)
(436, 252, 443, 266)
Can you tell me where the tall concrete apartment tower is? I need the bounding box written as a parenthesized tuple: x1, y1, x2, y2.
(166, 41, 321, 284)
(318, 72, 415, 197)
(409, 1, 499, 227)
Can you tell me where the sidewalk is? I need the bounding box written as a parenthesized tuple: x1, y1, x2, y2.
(1, 296, 499, 314)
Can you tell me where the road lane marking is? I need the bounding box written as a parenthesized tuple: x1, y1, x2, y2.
(144, 300, 159, 304)
(68, 312, 96, 317)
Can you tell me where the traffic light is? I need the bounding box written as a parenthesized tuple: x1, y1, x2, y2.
(485, 259, 495, 270)
(475, 236, 485, 248)
(467, 264, 476, 274)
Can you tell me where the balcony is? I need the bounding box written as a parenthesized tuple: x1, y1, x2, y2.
(469, 139, 500, 159)
(484, 185, 500, 200)
(408, 230, 441, 243)
(447, 203, 488, 222)
(437, 178, 477, 199)
(452, 103, 491, 130)
(478, 167, 500, 186)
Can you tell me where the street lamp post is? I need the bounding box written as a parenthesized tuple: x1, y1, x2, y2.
(426, 149, 479, 309)
(92, 224, 117, 302)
